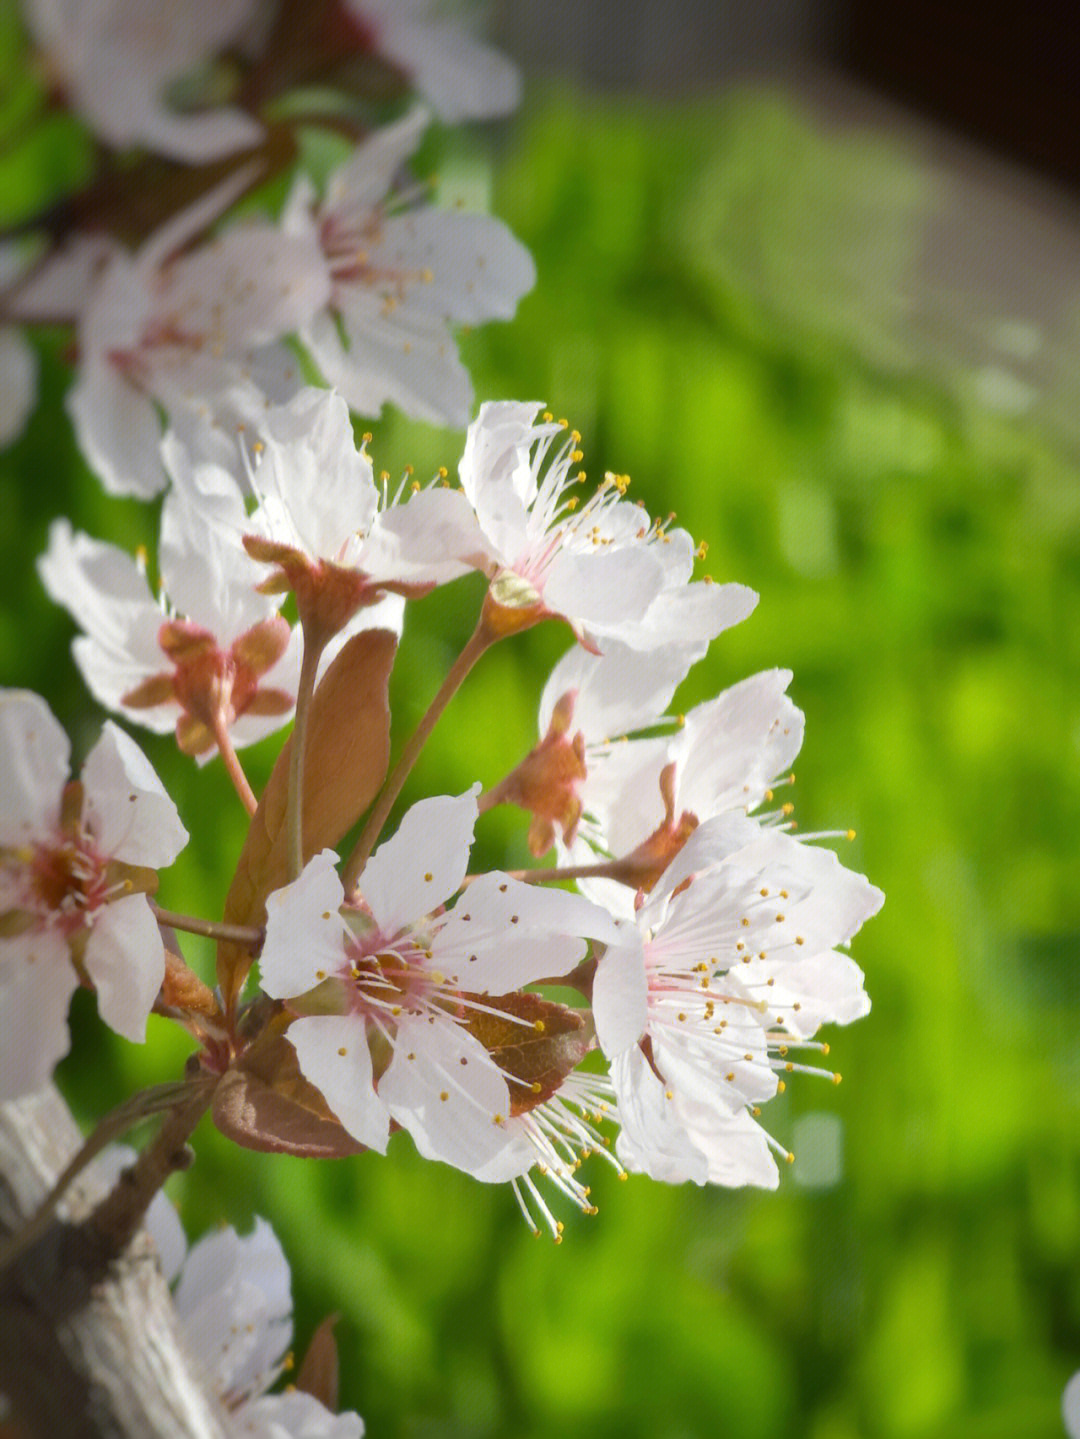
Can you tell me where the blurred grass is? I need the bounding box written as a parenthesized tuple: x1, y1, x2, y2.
(3, 80, 1080, 1438)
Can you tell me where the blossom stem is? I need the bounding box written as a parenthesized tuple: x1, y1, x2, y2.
(466, 859, 627, 887)
(150, 901, 264, 948)
(343, 619, 495, 894)
(0, 1078, 212, 1274)
(210, 711, 258, 816)
(286, 632, 327, 883)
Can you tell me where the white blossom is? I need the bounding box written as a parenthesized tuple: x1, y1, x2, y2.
(0, 691, 188, 1099)
(68, 173, 330, 497)
(459, 401, 756, 650)
(592, 812, 882, 1188)
(240, 388, 480, 641)
(259, 790, 614, 1177)
(285, 109, 535, 426)
(24, 0, 264, 163)
(151, 1215, 363, 1437)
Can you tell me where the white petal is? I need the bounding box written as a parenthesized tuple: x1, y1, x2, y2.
(592, 933, 650, 1057)
(288, 1015, 389, 1153)
(260, 852, 347, 1000)
(538, 638, 694, 742)
(363, 488, 484, 587)
(68, 359, 167, 499)
(359, 789, 478, 936)
(675, 669, 804, 820)
(380, 1013, 511, 1174)
(610, 1047, 708, 1184)
(239, 1390, 365, 1438)
(174, 1216, 291, 1399)
(0, 931, 77, 1099)
(544, 543, 665, 631)
(82, 894, 165, 1043)
(0, 689, 68, 845)
(81, 722, 188, 868)
(438, 872, 615, 993)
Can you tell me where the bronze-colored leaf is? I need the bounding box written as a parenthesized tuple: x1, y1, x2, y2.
(211, 1032, 366, 1158)
(295, 1314, 341, 1411)
(217, 627, 396, 1007)
(463, 992, 594, 1117)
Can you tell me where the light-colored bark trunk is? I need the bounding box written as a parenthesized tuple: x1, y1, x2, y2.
(0, 1086, 226, 1439)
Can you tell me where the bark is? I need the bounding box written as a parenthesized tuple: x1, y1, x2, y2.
(0, 1086, 227, 1439)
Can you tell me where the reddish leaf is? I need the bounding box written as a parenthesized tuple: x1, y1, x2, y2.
(464, 992, 594, 1117)
(295, 1314, 341, 1411)
(211, 1031, 365, 1158)
(217, 627, 396, 1006)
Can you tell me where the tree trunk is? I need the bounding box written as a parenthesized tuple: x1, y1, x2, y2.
(0, 1086, 226, 1439)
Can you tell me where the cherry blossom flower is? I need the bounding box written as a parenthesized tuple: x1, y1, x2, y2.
(0, 690, 188, 1099)
(259, 789, 615, 1176)
(486, 635, 700, 857)
(458, 401, 757, 649)
(341, 0, 520, 121)
(23, 0, 264, 163)
(151, 1215, 363, 1437)
(592, 812, 882, 1188)
(39, 441, 297, 758)
(240, 387, 480, 645)
(284, 108, 535, 426)
(68, 172, 330, 497)
(539, 654, 805, 890)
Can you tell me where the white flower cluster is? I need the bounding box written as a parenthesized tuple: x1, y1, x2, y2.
(0, 5, 881, 1427)
(1, 2, 533, 474)
(5, 388, 881, 1238)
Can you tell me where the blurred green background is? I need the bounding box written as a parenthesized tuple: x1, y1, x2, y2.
(3, 53, 1080, 1439)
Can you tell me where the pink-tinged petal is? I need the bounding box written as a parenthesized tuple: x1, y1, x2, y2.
(458, 401, 545, 527)
(246, 388, 378, 562)
(645, 811, 763, 911)
(0, 931, 77, 1100)
(288, 1015, 388, 1153)
(592, 933, 650, 1058)
(260, 851, 346, 1000)
(360, 789, 479, 935)
(133, 105, 263, 166)
(83, 893, 164, 1043)
(0, 690, 68, 845)
(327, 107, 432, 215)
(81, 722, 188, 868)
(380, 1014, 511, 1173)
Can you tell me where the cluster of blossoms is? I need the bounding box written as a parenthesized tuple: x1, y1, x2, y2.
(0, 2, 882, 1432)
(5, 388, 882, 1214)
(0, 0, 532, 483)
